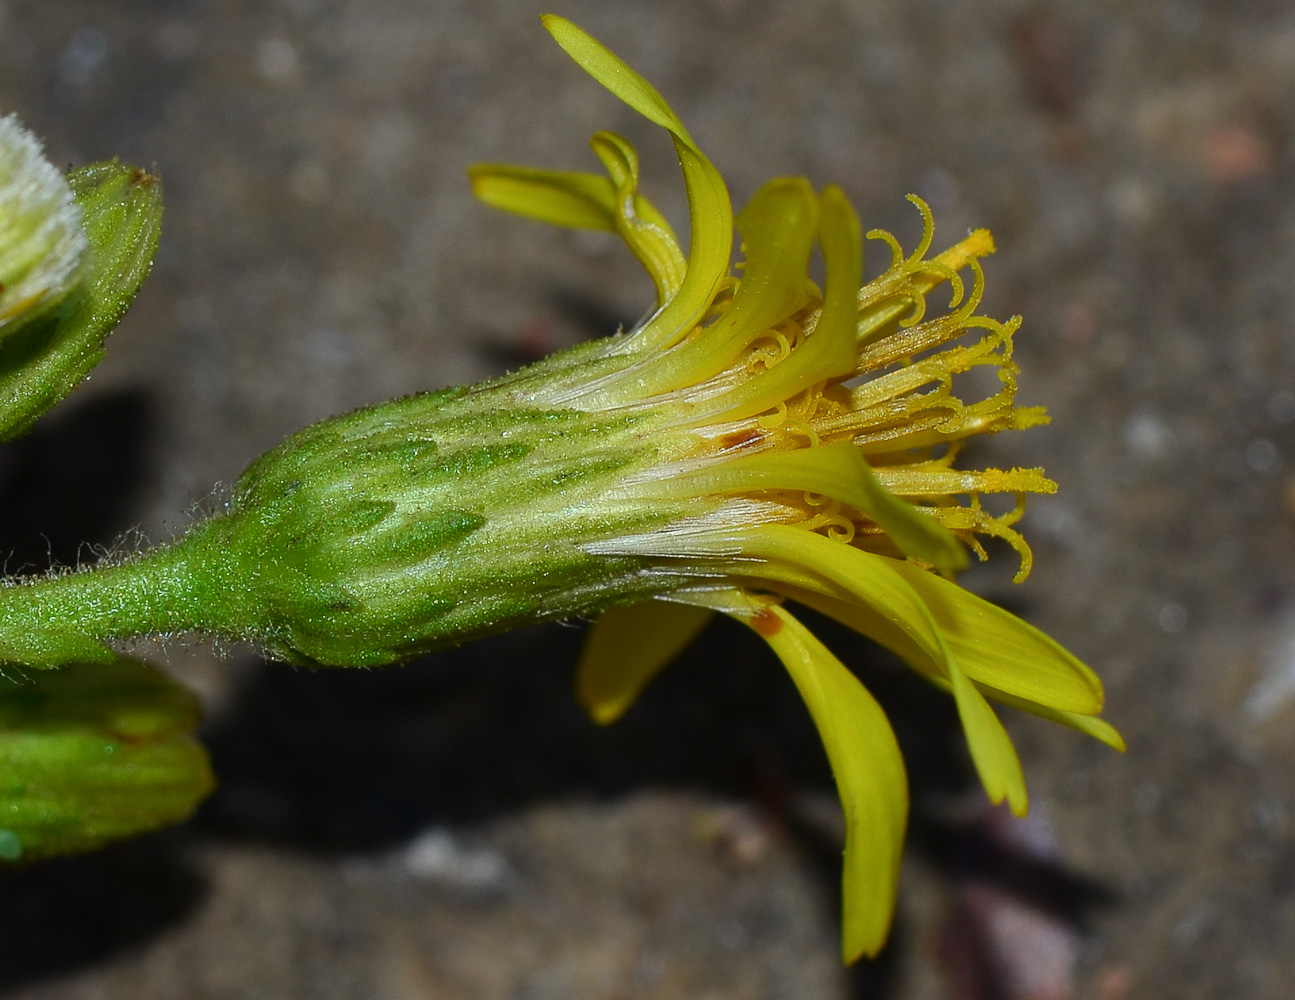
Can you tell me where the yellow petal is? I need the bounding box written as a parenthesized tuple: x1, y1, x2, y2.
(542, 15, 698, 145)
(541, 15, 732, 351)
(732, 601, 907, 961)
(889, 561, 1103, 715)
(947, 659, 1029, 816)
(764, 581, 935, 676)
(634, 140, 732, 349)
(640, 177, 819, 393)
(576, 600, 714, 724)
(659, 441, 965, 571)
(712, 525, 957, 676)
(762, 582, 1123, 753)
(706, 184, 861, 421)
(816, 185, 866, 367)
(587, 132, 680, 242)
(978, 687, 1126, 751)
(591, 525, 960, 688)
(664, 440, 869, 504)
(467, 163, 620, 231)
(588, 132, 687, 305)
(470, 138, 686, 309)
(680, 536, 1035, 813)
(841, 457, 967, 571)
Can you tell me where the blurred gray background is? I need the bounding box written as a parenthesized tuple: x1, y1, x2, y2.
(1, 1, 1293, 998)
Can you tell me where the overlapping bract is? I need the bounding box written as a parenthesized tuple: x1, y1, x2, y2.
(472, 16, 1121, 963)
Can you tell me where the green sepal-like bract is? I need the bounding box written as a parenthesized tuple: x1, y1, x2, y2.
(0, 657, 214, 862)
(192, 368, 713, 667)
(0, 349, 719, 671)
(0, 161, 162, 441)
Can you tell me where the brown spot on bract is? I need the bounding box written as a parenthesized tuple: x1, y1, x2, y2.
(750, 608, 782, 637)
(718, 428, 764, 452)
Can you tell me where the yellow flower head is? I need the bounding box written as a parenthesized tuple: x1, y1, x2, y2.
(469, 16, 1123, 962)
(0, 15, 1121, 965)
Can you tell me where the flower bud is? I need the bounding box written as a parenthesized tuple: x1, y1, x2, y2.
(0, 114, 86, 336)
(0, 113, 163, 440)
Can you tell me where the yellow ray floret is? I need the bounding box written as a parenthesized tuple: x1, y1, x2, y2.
(472, 15, 1122, 965)
(540, 14, 732, 353)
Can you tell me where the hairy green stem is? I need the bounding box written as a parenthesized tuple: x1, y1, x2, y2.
(0, 521, 239, 667)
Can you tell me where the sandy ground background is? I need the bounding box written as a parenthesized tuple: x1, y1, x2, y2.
(2, 0, 1294, 997)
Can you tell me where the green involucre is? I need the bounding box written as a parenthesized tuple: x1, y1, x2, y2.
(210, 377, 711, 665)
(0, 357, 719, 670)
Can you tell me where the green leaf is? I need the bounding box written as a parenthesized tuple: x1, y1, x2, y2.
(0, 161, 162, 441)
(0, 657, 214, 862)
